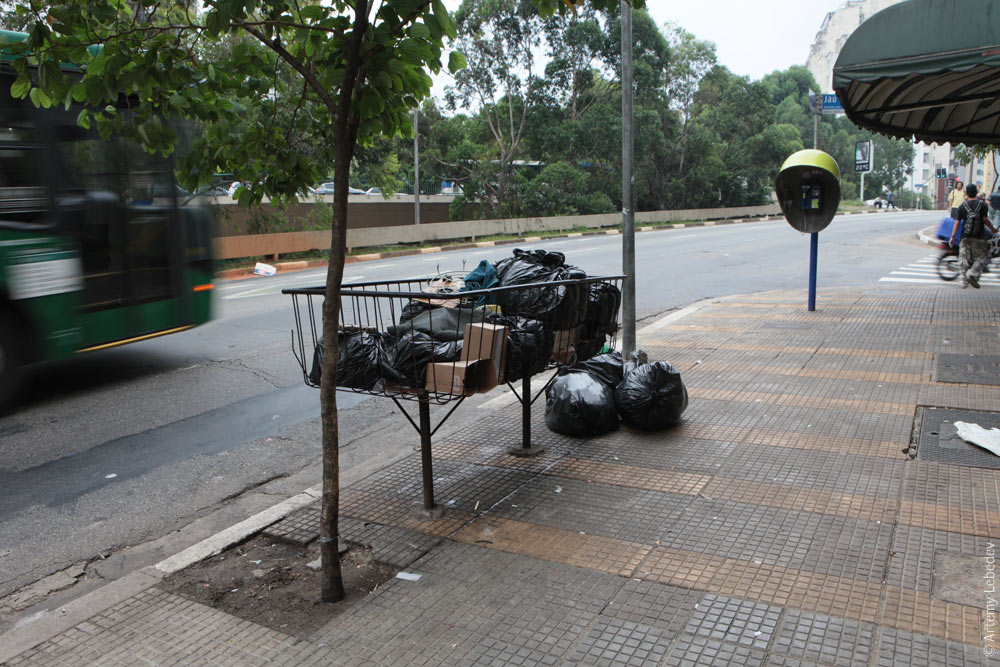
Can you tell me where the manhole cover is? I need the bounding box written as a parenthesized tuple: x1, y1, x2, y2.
(935, 354, 1000, 385)
(917, 408, 1000, 469)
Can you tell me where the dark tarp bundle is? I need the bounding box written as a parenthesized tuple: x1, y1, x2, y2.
(391, 306, 478, 341)
(311, 330, 386, 390)
(461, 260, 500, 307)
(381, 332, 463, 386)
(494, 249, 587, 329)
(544, 371, 619, 437)
(615, 352, 688, 430)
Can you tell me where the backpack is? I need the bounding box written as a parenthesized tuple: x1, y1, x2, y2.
(961, 200, 986, 239)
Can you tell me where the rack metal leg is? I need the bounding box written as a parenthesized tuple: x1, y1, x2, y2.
(509, 374, 544, 457)
(415, 395, 444, 518)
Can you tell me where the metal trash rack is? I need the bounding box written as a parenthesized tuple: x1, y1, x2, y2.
(284, 274, 624, 516)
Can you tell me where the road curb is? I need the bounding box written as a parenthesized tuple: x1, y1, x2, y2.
(0, 486, 324, 660)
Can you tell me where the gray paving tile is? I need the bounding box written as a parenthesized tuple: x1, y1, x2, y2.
(876, 627, 985, 667)
(661, 498, 893, 582)
(661, 634, 768, 666)
(6, 589, 312, 667)
(886, 524, 992, 593)
(717, 445, 904, 498)
(683, 594, 782, 651)
(601, 579, 702, 637)
(489, 476, 691, 544)
(459, 638, 560, 666)
(568, 618, 674, 666)
(773, 609, 876, 666)
(580, 434, 738, 476)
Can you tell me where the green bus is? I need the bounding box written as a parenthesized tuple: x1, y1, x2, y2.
(0, 53, 215, 410)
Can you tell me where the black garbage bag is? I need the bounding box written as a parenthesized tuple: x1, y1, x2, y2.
(561, 351, 623, 389)
(494, 249, 587, 329)
(574, 282, 622, 361)
(544, 371, 619, 437)
(482, 313, 554, 382)
(381, 331, 463, 386)
(309, 330, 386, 390)
(615, 356, 688, 430)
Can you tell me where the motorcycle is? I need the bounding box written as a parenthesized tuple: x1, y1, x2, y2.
(937, 235, 1000, 281)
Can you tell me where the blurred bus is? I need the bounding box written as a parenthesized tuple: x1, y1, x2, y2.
(0, 36, 215, 410)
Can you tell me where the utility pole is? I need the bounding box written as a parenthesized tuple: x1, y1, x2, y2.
(413, 108, 421, 225)
(620, 0, 636, 359)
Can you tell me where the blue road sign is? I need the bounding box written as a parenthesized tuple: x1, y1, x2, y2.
(821, 94, 843, 114)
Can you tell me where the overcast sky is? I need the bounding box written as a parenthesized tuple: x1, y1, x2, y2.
(649, 0, 848, 81)
(434, 0, 849, 95)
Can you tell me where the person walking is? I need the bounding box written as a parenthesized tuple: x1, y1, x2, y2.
(948, 180, 965, 219)
(949, 183, 997, 288)
(887, 192, 896, 209)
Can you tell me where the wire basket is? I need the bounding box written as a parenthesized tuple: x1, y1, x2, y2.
(284, 274, 624, 403)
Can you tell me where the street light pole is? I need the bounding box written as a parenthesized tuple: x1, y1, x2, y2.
(413, 108, 421, 225)
(620, 0, 636, 359)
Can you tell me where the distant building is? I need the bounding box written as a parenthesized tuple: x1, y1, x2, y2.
(806, 0, 907, 94)
(806, 0, 985, 209)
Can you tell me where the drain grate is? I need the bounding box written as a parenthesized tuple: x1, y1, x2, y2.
(935, 354, 1000, 385)
(916, 408, 1000, 469)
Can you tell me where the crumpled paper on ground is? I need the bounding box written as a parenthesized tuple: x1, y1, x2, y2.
(954, 421, 1000, 457)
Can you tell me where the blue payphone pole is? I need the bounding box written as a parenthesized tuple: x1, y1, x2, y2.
(808, 232, 818, 311)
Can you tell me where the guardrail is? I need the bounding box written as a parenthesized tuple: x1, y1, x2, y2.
(214, 203, 782, 260)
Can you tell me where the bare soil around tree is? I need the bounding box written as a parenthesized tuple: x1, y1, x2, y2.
(158, 534, 396, 638)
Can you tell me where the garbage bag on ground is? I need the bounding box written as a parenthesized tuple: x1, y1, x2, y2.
(615, 352, 687, 430)
(493, 249, 587, 329)
(544, 371, 619, 437)
(484, 313, 554, 382)
(310, 330, 386, 390)
(381, 331, 463, 386)
(560, 351, 623, 389)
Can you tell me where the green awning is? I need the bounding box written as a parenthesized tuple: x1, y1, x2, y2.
(832, 0, 1000, 145)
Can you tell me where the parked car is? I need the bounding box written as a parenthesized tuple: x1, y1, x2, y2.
(365, 187, 382, 196)
(227, 181, 243, 197)
(313, 182, 365, 195)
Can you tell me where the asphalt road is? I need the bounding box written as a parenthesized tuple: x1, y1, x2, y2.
(0, 208, 940, 617)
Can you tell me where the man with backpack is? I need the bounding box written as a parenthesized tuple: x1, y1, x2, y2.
(949, 183, 998, 288)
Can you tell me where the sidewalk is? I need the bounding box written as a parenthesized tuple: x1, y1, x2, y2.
(2, 284, 998, 666)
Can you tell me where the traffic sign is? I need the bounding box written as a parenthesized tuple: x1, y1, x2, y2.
(821, 93, 844, 115)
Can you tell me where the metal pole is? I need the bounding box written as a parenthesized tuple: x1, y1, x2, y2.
(860, 172, 864, 202)
(418, 396, 434, 510)
(620, 0, 636, 359)
(808, 232, 818, 311)
(521, 374, 531, 449)
(813, 109, 818, 150)
(413, 109, 421, 225)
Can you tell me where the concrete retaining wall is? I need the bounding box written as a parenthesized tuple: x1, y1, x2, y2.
(213, 203, 782, 260)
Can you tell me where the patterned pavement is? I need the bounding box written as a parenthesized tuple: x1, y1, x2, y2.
(4, 285, 1000, 666)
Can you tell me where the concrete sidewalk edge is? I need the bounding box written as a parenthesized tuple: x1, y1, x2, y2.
(0, 485, 323, 661)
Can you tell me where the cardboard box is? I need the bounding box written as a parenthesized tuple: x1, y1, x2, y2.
(425, 359, 499, 396)
(551, 325, 582, 364)
(461, 322, 508, 384)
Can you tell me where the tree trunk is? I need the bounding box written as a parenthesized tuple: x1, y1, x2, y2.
(318, 1, 369, 604)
